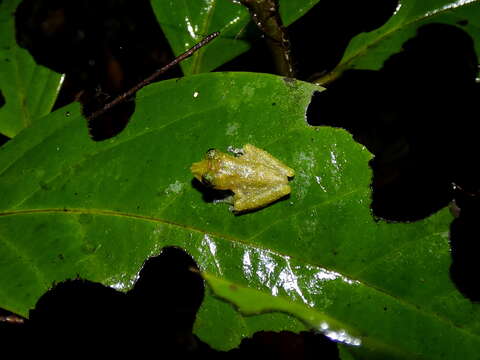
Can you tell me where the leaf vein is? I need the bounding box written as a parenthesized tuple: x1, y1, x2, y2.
(9, 105, 223, 210)
(0, 207, 475, 342)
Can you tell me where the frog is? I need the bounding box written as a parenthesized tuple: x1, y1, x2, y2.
(191, 144, 294, 212)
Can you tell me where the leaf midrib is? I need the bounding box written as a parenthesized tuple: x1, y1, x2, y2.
(0, 104, 225, 209)
(190, 0, 216, 74)
(0, 206, 478, 344)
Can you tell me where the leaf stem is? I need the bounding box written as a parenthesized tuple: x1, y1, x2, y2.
(240, 0, 294, 77)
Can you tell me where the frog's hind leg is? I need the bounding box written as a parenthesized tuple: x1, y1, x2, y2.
(233, 184, 291, 212)
(242, 144, 294, 177)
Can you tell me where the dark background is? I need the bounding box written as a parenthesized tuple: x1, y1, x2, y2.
(1, 0, 479, 358)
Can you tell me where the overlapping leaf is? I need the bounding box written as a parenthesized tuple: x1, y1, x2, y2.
(151, 0, 321, 74)
(279, 0, 321, 26)
(324, 0, 480, 82)
(0, 73, 478, 359)
(0, 0, 64, 138)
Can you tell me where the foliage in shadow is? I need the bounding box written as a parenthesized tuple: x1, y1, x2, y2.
(0, 246, 340, 358)
(288, 0, 399, 80)
(307, 23, 479, 220)
(15, 0, 181, 140)
(0, 134, 8, 147)
(450, 190, 480, 302)
(6, 0, 479, 353)
(0, 247, 208, 356)
(0, 91, 6, 144)
(219, 0, 399, 80)
(229, 330, 339, 360)
(307, 23, 480, 301)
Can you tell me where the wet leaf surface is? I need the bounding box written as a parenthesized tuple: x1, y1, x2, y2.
(0, 0, 64, 138)
(326, 0, 480, 81)
(0, 72, 477, 359)
(151, 0, 250, 75)
(151, 0, 321, 75)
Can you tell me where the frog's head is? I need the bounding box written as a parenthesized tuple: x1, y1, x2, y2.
(191, 149, 220, 185)
(191, 159, 209, 182)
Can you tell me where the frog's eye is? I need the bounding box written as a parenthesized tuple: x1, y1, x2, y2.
(206, 149, 218, 159)
(202, 173, 215, 186)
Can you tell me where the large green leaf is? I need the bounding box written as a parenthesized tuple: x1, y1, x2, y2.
(0, 0, 64, 138)
(151, 0, 320, 75)
(0, 72, 478, 359)
(326, 0, 480, 80)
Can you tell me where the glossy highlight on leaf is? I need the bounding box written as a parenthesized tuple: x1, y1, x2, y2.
(326, 0, 480, 81)
(151, 0, 251, 75)
(151, 0, 322, 74)
(0, 72, 477, 359)
(203, 272, 362, 346)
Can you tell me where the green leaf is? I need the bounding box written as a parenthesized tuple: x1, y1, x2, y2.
(151, 0, 251, 75)
(327, 0, 480, 80)
(0, 72, 478, 359)
(151, 0, 321, 74)
(202, 272, 361, 344)
(0, 0, 64, 138)
(279, 0, 321, 26)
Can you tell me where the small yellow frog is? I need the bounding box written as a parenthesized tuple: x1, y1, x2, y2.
(191, 144, 294, 212)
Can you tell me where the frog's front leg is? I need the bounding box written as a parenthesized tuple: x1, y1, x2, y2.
(233, 184, 292, 212)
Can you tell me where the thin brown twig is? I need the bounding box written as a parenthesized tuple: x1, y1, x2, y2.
(87, 31, 220, 120)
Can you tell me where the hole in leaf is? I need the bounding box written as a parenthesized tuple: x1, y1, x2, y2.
(307, 23, 480, 301)
(228, 330, 340, 359)
(128, 246, 205, 331)
(15, 0, 181, 141)
(5, 247, 206, 355)
(449, 190, 480, 302)
(307, 23, 480, 222)
(0, 90, 7, 145)
(0, 133, 9, 147)
(0, 308, 26, 349)
(1, 246, 345, 356)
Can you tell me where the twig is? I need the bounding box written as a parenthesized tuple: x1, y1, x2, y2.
(240, 0, 294, 77)
(88, 31, 220, 120)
